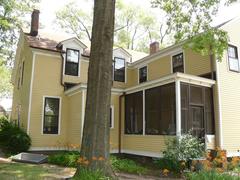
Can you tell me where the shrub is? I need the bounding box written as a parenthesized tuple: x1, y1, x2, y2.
(111, 155, 147, 174)
(186, 170, 238, 180)
(0, 117, 31, 154)
(155, 133, 205, 174)
(48, 151, 80, 167)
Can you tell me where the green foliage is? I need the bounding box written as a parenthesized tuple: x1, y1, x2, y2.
(111, 155, 147, 175)
(151, 0, 230, 60)
(0, 59, 12, 97)
(0, 117, 31, 154)
(185, 170, 237, 180)
(73, 168, 110, 180)
(156, 133, 204, 173)
(48, 151, 80, 167)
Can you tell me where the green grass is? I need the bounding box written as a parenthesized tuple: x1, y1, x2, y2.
(73, 168, 111, 180)
(185, 170, 239, 180)
(0, 162, 74, 180)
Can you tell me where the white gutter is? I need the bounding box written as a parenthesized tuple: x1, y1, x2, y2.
(215, 60, 223, 149)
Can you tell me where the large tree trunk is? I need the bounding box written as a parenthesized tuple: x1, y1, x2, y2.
(74, 0, 116, 178)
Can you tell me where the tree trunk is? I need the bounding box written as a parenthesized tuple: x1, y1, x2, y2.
(74, 0, 116, 178)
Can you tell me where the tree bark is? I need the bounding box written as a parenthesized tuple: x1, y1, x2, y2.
(74, 0, 116, 178)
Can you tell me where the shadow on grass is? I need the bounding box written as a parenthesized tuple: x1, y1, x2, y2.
(0, 162, 75, 179)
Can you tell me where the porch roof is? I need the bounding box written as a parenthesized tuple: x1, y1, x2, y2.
(64, 72, 215, 96)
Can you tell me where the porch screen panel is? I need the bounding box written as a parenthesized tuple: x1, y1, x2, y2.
(205, 88, 215, 134)
(125, 91, 143, 134)
(181, 84, 189, 134)
(145, 83, 176, 135)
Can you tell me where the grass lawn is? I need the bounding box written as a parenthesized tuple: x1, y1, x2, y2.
(0, 162, 75, 180)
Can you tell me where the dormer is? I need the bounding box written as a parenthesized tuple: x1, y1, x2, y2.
(113, 48, 132, 83)
(57, 38, 87, 77)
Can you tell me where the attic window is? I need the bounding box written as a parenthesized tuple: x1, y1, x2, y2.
(172, 53, 184, 73)
(65, 48, 79, 76)
(114, 57, 125, 82)
(228, 45, 239, 72)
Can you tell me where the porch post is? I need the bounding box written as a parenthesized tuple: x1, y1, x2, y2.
(175, 79, 181, 137)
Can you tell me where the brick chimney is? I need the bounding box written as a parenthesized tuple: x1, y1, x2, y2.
(150, 41, 159, 55)
(30, 9, 40, 36)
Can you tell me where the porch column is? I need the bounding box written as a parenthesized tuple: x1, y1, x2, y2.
(175, 79, 181, 137)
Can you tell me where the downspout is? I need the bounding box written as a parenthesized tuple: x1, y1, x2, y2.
(118, 92, 125, 153)
(60, 51, 65, 87)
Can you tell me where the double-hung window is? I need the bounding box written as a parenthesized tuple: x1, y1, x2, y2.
(172, 53, 184, 73)
(43, 97, 60, 134)
(114, 57, 125, 82)
(139, 66, 147, 83)
(65, 48, 80, 76)
(228, 45, 239, 72)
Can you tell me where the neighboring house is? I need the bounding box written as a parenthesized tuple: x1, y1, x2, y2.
(11, 10, 240, 157)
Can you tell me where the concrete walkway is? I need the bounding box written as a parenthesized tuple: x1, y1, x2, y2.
(116, 173, 183, 180)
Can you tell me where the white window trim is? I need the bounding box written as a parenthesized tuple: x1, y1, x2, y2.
(171, 51, 185, 73)
(113, 57, 127, 83)
(138, 65, 148, 84)
(41, 96, 62, 135)
(110, 105, 114, 129)
(63, 48, 81, 77)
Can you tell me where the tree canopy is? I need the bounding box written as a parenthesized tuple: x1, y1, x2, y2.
(0, 0, 40, 97)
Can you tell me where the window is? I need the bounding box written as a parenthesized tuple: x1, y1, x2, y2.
(228, 45, 239, 72)
(139, 66, 147, 83)
(110, 106, 114, 128)
(114, 57, 125, 82)
(172, 53, 184, 73)
(145, 83, 176, 135)
(65, 48, 80, 76)
(43, 97, 60, 134)
(125, 91, 143, 134)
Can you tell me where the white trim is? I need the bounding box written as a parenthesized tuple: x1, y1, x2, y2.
(27, 53, 36, 134)
(171, 51, 185, 73)
(227, 151, 240, 157)
(142, 90, 145, 135)
(215, 60, 224, 148)
(110, 105, 114, 129)
(30, 147, 68, 151)
(138, 65, 148, 84)
(125, 72, 215, 94)
(175, 79, 181, 137)
(81, 90, 86, 142)
(30, 49, 61, 58)
(41, 96, 62, 135)
(121, 149, 162, 158)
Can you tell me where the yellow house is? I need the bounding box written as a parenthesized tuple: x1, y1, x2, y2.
(11, 10, 240, 157)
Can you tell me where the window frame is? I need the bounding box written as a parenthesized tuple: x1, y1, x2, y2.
(138, 66, 148, 84)
(227, 44, 239, 72)
(42, 96, 61, 135)
(110, 106, 114, 129)
(64, 48, 80, 76)
(171, 52, 184, 73)
(113, 57, 126, 83)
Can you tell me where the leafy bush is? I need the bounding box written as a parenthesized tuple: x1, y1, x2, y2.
(0, 117, 31, 154)
(111, 155, 147, 174)
(155, 133, 205, 174)
(185, 170, 237, 180)
(48, 151, 80, 167)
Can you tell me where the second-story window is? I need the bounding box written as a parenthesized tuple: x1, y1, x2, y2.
(114, 57, 125, 82)
(228, 45, 239, 72)
(139, 66, 147, 83)
(172, 53, 184, 73)
(65, 48, 79, 76)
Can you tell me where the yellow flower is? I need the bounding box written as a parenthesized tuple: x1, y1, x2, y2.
(92, 156, 97, 161)
(162, 169, 169, 176)
(98, 156, 105, 161)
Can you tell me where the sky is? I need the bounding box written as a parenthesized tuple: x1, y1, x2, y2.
(38, 0, 240, 30)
